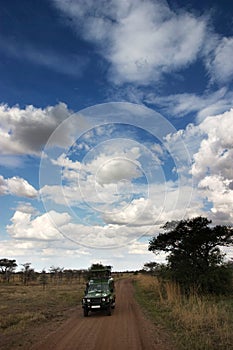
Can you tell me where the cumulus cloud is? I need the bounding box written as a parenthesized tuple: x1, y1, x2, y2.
(0, 102, 73, 155)
(15, 202, 38, 214)
(192, 109, 233, 181)
(0, 175, 37, 198)
(96, 158, 142, 185)
(52, 0, 208, 84)
(41, 144, 146, 208)
(158, 106, 233, 226)
(102, 198, 158, 226)
(6, 203, 153, 248)
(164, 108, 233, 224)
(40, 123, 196, 238)
(198, 175, 233, 224)
(7, 209, 70, 241)
(41, 176, 197, 239)
(62, 221, 156, 248)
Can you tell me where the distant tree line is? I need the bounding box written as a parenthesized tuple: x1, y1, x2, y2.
(0, 259, 87, 286)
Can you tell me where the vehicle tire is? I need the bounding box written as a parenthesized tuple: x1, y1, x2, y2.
(83, 308, 89, 317)
(106, 305, 111, 316)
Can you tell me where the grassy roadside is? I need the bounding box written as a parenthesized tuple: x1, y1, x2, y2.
(0, 281, 85, 350)
(133, 274, 233, 350)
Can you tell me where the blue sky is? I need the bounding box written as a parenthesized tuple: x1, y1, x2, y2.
(1, 0, 233, 271)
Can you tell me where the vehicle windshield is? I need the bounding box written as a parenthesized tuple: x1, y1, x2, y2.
(88, 283, 109, 293)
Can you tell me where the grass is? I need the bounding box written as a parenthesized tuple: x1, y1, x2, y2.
(0, 279, 86, 349)
(134, 274, 233, 350)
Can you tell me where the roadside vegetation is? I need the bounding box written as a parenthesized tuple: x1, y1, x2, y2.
(148, 217, 233, 295)
(135, 216, 233, 350)
(134, 274, 233, 350)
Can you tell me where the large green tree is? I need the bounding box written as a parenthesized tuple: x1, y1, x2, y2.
(148, 217, 233, 293)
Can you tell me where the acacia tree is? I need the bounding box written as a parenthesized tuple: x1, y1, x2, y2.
(0, 258, 17, 283)
(21, 263, 35, 285)
(39, 270, 48, 290)
(85, 263, 112, 281)
(148, 217, 233, 294)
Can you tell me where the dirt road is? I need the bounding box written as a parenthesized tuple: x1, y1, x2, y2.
(31, 279, 172, 350)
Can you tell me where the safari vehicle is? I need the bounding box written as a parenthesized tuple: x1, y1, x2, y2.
(82, 267, 116, 317)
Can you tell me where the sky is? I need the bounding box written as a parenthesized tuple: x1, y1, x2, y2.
(1, 0, 233, 272)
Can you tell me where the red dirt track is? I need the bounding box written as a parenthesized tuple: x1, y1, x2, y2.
(31, 279, 172, 350)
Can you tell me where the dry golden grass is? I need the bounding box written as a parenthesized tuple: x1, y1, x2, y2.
(135, 274, 233, 350)
(0, 279, 86, 349)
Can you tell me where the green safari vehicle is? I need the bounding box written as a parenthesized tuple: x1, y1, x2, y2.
(82, 269, 116, 317)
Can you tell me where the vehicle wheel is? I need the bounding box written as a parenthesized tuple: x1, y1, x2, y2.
(106, 305, 111, 316)
(111, 302, 115, 309)
(83, 308, 89, 317)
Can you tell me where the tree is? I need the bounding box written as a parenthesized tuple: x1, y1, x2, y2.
(143, 261, 168, 277)
(85, 263, 112, 281)
(143, 262, 159, 274)
(0, 258, 17, 283)
(21, 263, 35, 285)
(89, 263, 107, 271)
(148, 217, 233, 294)
(39, 270, 48, 290)
(49, 266, 64, 285)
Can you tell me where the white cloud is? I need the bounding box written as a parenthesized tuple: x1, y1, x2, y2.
(15, 202, 38, 214)
(0, 102, 73, 155)
(52, 0, 233, 89)
(40, 128, 196, 238)
(0, 238, 92, 271)
(54, 148, 143, 186)
(6, 204, 153, 248)
(41, 143, 146, 209)
(145, 88, 233, 122)
(0, 175, 37, 198)
(166, 108, 233, 224)
(192, 109, 233, 181)
(102, 198, 158, 226)
(128, 241, 151, 255)
(0, 240, 42, 258)
(62, 221, 155, 248)
(7, 210, 69, 241)
(206, 37, 233, 84)
(52, 0, 208, 84)
(41, 180, 198, 231)
(96, 158, 142, 185)
(6, 177, 38, 198)
(109, 3, 207, 84)
(155, 106, 233, 226)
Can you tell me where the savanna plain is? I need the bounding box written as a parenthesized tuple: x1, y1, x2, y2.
(0, 273, 233, 350)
